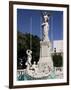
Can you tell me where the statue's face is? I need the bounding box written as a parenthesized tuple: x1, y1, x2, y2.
(44, 15, 49, 22)
(26, 49, 32, 55)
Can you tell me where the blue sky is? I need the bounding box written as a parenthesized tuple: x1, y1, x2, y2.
(17, 9, 63, 40)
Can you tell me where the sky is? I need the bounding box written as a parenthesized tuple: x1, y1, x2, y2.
(17, 9, 63, 40)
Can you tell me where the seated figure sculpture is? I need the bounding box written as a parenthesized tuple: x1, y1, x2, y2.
(31, 61, 38, 74)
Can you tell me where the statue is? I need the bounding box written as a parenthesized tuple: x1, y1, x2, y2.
(26, 49, 32, 67)
(41, 12, 50, 41)
(31, 61, 38, 73)
(25, 12, 53, 79)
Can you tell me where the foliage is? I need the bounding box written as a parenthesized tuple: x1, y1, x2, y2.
(17, 31, 40, 69)
(52, 53, 63, 67)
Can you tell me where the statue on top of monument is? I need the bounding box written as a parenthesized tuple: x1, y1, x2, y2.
(41, 12, 50, 42)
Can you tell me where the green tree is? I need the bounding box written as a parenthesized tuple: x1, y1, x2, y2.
(17, 31, 40, 69)
(52, 53, 63, 67)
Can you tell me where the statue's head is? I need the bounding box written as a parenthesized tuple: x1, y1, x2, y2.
(43, 12, 50, 22)
(43, 15, 49, 22)
(26, 49, 32, 56)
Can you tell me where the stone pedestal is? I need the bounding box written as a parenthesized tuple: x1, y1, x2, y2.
(25, 40, 53, 79)
(40, 41, 51, 57)
(38, 41, 53, 74)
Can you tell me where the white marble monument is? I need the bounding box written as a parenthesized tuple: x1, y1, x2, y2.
(38, 13, 53, 76)
(25, 12, 53, 79)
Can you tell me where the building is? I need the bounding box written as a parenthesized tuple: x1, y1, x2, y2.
(53, 40, 63, 53)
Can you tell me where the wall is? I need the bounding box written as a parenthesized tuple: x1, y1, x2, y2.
(0, 0, 71, 90)
(53, 40, 63, 53)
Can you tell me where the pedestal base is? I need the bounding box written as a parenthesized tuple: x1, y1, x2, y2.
(38, 56, 53, 70)
(25, 40, 53, 79)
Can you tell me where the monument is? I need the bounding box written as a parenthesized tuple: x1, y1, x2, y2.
(25, 12, 53, 79)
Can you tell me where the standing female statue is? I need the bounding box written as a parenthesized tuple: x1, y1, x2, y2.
(41, 13, 50, 42)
